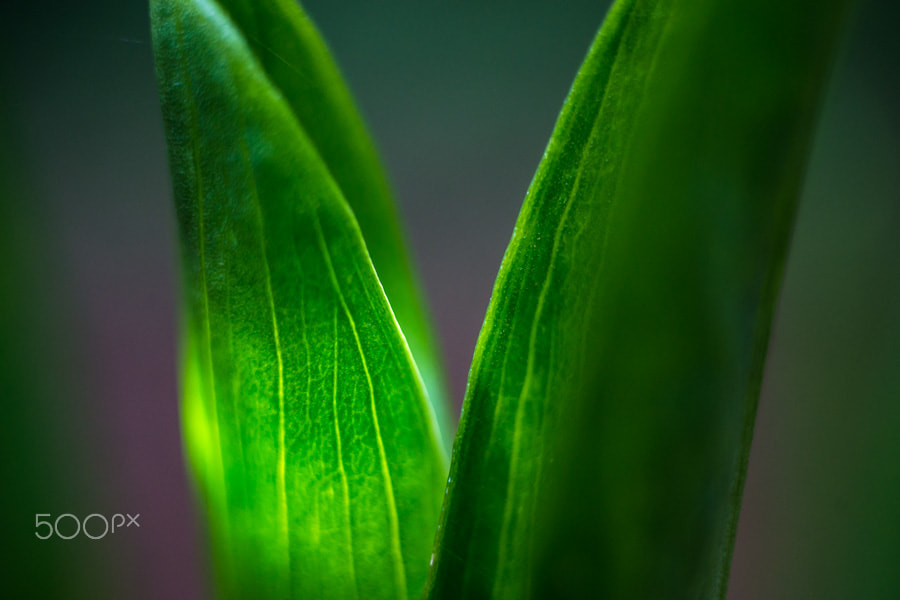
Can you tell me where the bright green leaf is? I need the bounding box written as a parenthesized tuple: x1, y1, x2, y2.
(205, 0, 454, 448)
(426, 0, 853, 598)
(151, 1, 445, 598)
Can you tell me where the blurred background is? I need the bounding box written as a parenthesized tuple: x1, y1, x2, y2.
(1, 0, 897, 598)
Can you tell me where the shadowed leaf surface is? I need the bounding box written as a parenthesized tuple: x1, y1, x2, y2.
(425, 0, 853, 598)
(151, 0, 445, 598)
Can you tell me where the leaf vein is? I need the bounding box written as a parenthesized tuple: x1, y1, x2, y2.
(313, 211, 407, 600)
(238, 137, 290, 581)
(332, 304, 358, 595)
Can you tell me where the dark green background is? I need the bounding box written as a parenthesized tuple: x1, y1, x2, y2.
(1, 0, 897, 598)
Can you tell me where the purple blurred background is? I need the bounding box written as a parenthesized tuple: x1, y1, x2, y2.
(1, 0, 897, 598)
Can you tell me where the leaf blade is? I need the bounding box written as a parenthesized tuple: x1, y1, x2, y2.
(151, 1, 446, 598)
(426, 0, 854, 598)
(209, 0, 454, 447)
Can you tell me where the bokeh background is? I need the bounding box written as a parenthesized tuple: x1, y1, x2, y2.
(1, 0, 897, 598)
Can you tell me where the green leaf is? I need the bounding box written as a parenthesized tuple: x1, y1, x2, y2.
(204, 0, 454, 448)
(151, 1, 446, 598)
(425, 0, 853, 598)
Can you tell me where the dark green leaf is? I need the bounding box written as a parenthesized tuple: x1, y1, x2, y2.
(426, 0, 853, 598)
(151, 0, 445, 598)
(206, 0, 454, 447)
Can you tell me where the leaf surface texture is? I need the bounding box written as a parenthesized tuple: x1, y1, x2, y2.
(210, 0, 453, 446)
(151, 1, 446, 597)
(425, 1, 853, 598)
